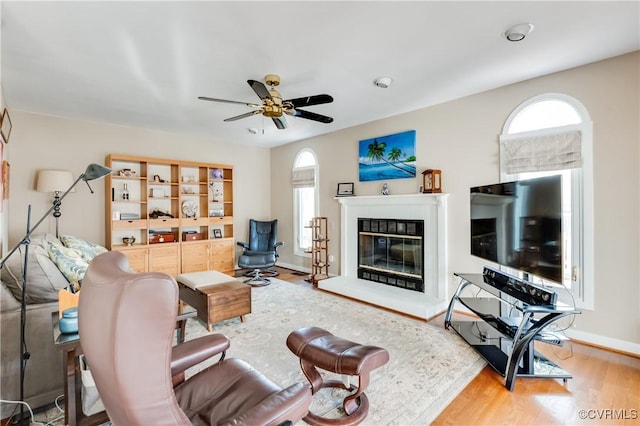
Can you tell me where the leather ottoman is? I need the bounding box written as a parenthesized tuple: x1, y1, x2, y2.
(287, 326, 389, 425)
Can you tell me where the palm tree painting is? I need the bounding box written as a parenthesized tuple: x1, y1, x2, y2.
(359, 130, 417, 181)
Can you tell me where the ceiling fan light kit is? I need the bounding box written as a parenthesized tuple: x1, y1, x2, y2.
(505, 23, 534, 42)
(199, 74, 334, 130)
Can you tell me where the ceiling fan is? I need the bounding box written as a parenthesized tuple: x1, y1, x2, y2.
(198, 74, 333, 130)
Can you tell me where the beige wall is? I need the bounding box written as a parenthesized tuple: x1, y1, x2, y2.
(271, 52, 640, 347)
(5, 52, 638, 349)
(6, 113, 271, 259)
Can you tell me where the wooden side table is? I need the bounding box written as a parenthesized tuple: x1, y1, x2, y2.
(52, 309, 196, 425)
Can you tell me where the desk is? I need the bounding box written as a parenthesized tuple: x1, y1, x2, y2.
(52, 310, 196, 426)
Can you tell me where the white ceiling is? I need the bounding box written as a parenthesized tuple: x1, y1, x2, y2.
(2, 1, 638, 148)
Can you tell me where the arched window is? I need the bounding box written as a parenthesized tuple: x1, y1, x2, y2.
(292, 149, 318, 256)
(500, 93, 594, 309)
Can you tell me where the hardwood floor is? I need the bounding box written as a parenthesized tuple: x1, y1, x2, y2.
(429, 316, 640, 425)
(272, 266, 640, 425)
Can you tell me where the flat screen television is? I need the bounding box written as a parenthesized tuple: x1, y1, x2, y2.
(470, 175, 562, 284)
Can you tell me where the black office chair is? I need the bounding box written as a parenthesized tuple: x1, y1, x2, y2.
(237, 219, 284, 286)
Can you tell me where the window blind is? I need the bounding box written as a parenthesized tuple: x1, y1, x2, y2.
(502, 130, 582, 174)
(291, 166, 315, 188)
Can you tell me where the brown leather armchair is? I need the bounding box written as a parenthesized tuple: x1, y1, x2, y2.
(78, 251, 311, 426)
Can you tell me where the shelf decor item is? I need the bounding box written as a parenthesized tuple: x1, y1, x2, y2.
(422, 169, 442, 193)
(336, 182, 354, 197)
(211, 168, 223, 179)
(210, 181, 223, 202)
(122, 236, 135, 246)
(182, 200, 198, 218)
(150, 188, 164, 198)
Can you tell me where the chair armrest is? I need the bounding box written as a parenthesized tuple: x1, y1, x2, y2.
(170, 334, 230, 376)
(243, 250, 278, 256)
(275, 241, 284, 248)
(237, 241, 250, 250)
(222, 382, 312, 426)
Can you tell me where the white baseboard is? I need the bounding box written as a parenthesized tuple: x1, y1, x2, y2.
(566, 329, 640, 356)
(276, 262, 338, 278)
(277, 261, 311, 274)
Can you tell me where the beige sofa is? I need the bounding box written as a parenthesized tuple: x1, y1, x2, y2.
(0, 233, 104, 418)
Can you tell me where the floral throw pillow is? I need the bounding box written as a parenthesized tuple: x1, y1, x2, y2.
(60, 234, 108, 262)
(47, 240, 89, 284)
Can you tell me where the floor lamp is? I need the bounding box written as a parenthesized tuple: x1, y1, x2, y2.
(0, 163, 111, 424)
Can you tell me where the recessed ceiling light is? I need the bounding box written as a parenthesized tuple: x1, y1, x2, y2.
(374, 77, 393, 88)
(505, 23, 534, 42)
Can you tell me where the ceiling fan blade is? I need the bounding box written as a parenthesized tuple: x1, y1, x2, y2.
(223, 110, 262, 122)
(247, 80, 272, 100)
(284, 94, 334, 108)
(291, 109, 334, 124)
(272, 116, 288, 129)
(198, 96, 261, 108)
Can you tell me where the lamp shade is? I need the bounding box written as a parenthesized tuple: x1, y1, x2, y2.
(83, 163, 111, 181)
(36, 170, 75, 193)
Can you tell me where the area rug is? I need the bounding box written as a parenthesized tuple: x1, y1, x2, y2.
(182, 279, 486, 425)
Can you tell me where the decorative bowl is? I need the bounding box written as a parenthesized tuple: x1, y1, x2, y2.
(122, 236, 136, 246)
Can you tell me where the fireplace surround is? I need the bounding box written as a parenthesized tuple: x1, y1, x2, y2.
(319, 194, 448, 320)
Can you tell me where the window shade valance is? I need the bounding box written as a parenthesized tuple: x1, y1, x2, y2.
(502, 130, 582, 174)
(291, 166, 315, 188)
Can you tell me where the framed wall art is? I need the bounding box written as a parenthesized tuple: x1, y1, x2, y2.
(1, 109, 12, 144)
(2, 161, 9, 199)
(358, 129, 416, 182)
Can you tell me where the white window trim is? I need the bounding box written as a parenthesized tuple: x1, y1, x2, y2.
(500, 93, 594, 310)
(293, 149, 319, 257)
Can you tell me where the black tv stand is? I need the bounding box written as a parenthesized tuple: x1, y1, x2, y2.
(444, 272, 580, 391)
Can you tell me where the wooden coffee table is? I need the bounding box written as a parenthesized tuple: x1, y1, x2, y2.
(177, 270, 252, 331)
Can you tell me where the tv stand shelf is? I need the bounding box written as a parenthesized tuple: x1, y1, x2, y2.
(444, 272, 580, 391)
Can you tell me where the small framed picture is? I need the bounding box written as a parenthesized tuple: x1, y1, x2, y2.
(210, 168, 223, 179)
(336, 182, 354, 197)
(150, 188, 164, 198)
(1, 109, 12, 144)
(213, 229, 223, 239)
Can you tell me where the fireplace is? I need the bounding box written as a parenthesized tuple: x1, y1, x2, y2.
(319, 193, 448, 320)
(358, 218, 424, 292)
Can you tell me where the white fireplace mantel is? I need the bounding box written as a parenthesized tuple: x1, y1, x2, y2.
(319, 193, 449, 320)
